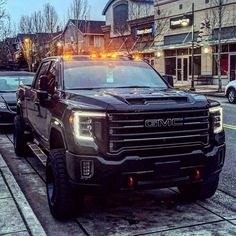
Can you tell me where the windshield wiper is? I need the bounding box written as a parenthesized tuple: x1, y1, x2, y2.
(115, 86, 154, 89)
(67, 88, 100, 90)
(0, 90, 16, 93)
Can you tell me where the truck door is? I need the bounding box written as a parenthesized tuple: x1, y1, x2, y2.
(26, 61, 51, 139)
(40, 60, 60, 140)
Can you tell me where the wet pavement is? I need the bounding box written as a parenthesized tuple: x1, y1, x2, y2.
(0, 96, 236, 236)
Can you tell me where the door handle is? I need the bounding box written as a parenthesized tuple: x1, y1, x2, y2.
(34, 101, 40, 106)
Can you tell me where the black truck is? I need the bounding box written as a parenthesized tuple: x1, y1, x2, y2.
(15, 55, 225, 219)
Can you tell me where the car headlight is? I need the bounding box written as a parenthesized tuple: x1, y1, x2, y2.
(209, 106, 223, 134)
(0, 101, 7, 109)
(70, 111, 106, 141)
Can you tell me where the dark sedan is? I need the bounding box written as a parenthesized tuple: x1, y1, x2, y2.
(0, 71, 34, 126)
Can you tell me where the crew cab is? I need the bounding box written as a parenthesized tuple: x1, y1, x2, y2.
(15, 55, 226, 219)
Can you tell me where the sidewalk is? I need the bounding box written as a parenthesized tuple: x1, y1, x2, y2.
(175, 84, 225, 97)
(0, 154, 47, 236)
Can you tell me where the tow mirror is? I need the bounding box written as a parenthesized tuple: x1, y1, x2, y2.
(37, 75, 48, 101)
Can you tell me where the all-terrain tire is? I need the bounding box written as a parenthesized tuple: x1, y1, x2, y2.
(46, 149, 83, 220)
(13, 115, 33, 157)
(178, 177, 219, 200)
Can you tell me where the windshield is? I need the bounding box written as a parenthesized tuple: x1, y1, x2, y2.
(64, 60, 167, 90)
(0, 75, 34, 92)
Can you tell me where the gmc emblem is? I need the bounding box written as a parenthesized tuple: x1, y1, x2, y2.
(145, 118, 183, 128)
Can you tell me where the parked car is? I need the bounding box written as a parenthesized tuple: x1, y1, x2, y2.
(225, 80, 236, 103)
(0, 71, 35, 126)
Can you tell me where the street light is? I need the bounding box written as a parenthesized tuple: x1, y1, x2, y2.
(24, 38, 30, 44)
(181, 3, 195, 91)
(57, 42, 63, 48)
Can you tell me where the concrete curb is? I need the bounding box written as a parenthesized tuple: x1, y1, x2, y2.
(196, 92, 225, 98)
(0, 154, 47, 236)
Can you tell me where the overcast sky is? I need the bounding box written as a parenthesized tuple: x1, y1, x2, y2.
(6, 0, 107, 26)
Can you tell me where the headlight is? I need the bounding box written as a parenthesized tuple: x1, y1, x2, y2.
(70, 111, 106, 141)
(209, 106, 223, 134)
(0, 101, 7, 109)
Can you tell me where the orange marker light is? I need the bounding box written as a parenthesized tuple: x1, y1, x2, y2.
(111, 54, 117, 59)
(101, 53, 107, 58)
(63, 54, 72, 61)
(91, 54, 97, 59)
(134, 55, 140, 61)
(69, 115, 74, 125)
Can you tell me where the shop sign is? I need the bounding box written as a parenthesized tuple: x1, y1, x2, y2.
(170, 15, 193, 29)
(137, 28, 152, 35)
(136, 24, 155, 36)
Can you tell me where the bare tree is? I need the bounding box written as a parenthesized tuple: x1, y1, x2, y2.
(68, 0, 88, 20)
(32, 10, 44, 33)
(205, 0, 227, 91)
(68, 0, 88, 54)
(43, 3, 59, 33)
(19, 15, 33, 34)
(0, 0, 6, 20)
(0, 15, 12, 39)
(0, 0, 7, 40)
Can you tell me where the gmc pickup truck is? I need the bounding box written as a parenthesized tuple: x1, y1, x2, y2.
(15, 55, 225, 219)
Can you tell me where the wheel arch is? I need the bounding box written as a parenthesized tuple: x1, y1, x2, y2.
(49, 127, 66, 150)
(226, 86, 236, 96)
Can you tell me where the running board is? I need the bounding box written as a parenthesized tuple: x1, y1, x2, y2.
(28, 143, 47, 166)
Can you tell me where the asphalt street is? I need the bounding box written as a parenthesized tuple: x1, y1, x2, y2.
(0, 96, 236, 236)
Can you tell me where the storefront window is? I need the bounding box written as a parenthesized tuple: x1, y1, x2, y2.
(165, 50, 176, 57)
(189, 47, 201, 54)
(213, 54, 228, 76)
(177, 48, 188, 55)
(213, 45, 229, 53)
(229, 44, 236, 52)
(165, 58, 176, 76)
(189, 56, 201, 75)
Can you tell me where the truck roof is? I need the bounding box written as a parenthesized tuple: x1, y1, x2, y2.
(44, 54, 143, 63)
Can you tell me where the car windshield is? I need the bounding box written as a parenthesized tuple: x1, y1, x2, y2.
(0, 75, 34, 92)
(64, 60, 167, 90)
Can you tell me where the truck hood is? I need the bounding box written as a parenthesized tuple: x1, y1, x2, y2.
(65, 88, 210, 111)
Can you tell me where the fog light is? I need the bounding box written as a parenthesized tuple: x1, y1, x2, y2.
(193, 169, 201, 180)
(128, 176, 135, 188)
(81, 160, 94, 179)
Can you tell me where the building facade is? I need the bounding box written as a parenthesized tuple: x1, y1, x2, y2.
(56, 19, 105, 55)
(154, 0, 236, 85)
(102, 0, 155, 64)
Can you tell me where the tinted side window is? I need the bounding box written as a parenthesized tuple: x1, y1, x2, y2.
(34, 61, 51, 90)
(47, 61, 58, 95)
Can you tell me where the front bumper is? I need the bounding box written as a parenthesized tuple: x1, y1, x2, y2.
(0, 110, 15, 126)
(66, 144, 226, 193)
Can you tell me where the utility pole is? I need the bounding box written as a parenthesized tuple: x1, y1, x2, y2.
(217, 0, 223, 92)
(190, 2, 195, 91)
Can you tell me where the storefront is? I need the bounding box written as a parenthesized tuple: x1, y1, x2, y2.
(163, 46, 201, 84)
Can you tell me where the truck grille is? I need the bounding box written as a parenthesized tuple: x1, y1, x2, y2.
(108, 109, 210, 154)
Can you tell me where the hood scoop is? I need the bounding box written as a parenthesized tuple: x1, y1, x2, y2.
(126, 96, 189, 105)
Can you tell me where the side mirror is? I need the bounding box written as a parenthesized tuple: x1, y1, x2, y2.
(162, 75, 174, 87)
(37, 75, 48, 101)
